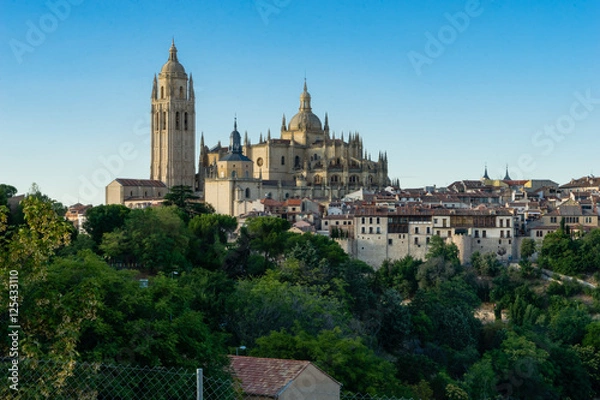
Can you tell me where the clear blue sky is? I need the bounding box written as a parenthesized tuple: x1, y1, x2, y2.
(1, 0, 599, 206)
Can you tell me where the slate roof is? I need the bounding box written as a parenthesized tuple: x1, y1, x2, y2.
(229, 356, 312, 398)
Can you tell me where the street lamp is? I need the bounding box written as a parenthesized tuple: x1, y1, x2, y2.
(236, 346, 246, 356)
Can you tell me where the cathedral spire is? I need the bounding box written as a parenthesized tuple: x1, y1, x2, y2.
(504, 164, 511, 180)
(281, 114, 286, 131)
(189, 73, 195, 99)
(169, 39, 178, 62)
(267, 129, 271, 141)
(324, 112, 329, 132)
(299, 80, 312, 112)
(151, 74, 157, 99)
(483, 163, 490, 180)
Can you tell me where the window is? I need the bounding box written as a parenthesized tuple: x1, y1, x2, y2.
(437, 230, 440, 236)
(414, 237, 419, 245)
(500, 231, 504, 238)
(447, 230, 451, 237)
(415, 227, 419, 234)
(369, 227, 373, 234)
(550, 216, 557, 223)
(162, 112, 166, 129)
(442, 219, 447, 227)
(361, 217, 365, 224)
(426, 227, 431, 234)
(175, 112, 180, 130)
(361, 227, 365, 234)
(376, 227, 380, 234)
(500, 219, 504, 227)
(507, 230, 511, 238)
(388, 239, 393, 245)
(160, 86, 164, 99)
(245, 188, 250, 198)
(184, 113, 188, 130)
(281, 156, 285, 165)
(179, 86, 184, 99)
(294, 155, 300, 168)
(474, 230, 479, 238)
(426, 237, 430, 244)
(482, 230, 487, 238)
(506, 219, 511, 227)
(369, 217, 373, 224)
(434, 218, 438, 224)
(376, 217, 380, 224)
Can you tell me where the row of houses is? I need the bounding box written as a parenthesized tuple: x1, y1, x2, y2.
(79, 175, 600, 268)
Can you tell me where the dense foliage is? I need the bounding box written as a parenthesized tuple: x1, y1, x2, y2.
(1, 187, 600, 399)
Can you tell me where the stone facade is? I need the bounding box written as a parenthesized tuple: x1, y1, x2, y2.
(200, 82, 390, 213)
(150, 41, 196, 189)
(334, 207, 517, 268)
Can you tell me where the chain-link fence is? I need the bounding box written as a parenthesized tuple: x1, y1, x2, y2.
(341, 393, 412, 400)
(0, 358, 198, 400)
(1, 358, 412, 400)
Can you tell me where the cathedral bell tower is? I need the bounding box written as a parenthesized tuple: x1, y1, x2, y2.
(150, 40, 196, 189)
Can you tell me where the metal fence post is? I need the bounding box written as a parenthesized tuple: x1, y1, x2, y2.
(196, 368, 203, 400)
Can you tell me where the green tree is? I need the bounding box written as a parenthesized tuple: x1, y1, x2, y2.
(0, 183, 17, 206)
(252, 327, 408, 395)
(188, 213, 237, 270)
(101, 206, 192, 273)
(472, 252, 502, 277)
(426, 235, 460, 265)
(225, 273, 350, 346)
(375, 256, 421, 298)
(520, 238, 537, 260)
(538, 223, 582, 275)
(83, 204, 131, 246)
(580, 229, 600, 273)
(163, 185, 213, 220)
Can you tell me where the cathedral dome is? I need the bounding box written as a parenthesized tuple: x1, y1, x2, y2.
(161, 41, 186, 75)
(288, 111, 322, 131)
(288, 81, 322, 131)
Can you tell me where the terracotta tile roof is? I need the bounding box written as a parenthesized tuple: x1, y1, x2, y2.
(114, 178, 167, 187)
(286, 199, 302, 206)
(229, 356, 311, 398)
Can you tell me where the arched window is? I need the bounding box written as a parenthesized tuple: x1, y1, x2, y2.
(175, 112, 180, 130)
(295, 155, 300, 168)
(160, 86, 164, 99)
(155, 112, 159, 130)
(231, 171, 236, 178)
(179, 86, 184, 99)
(245, 188, 251, 198)
(184, 113, 188, 130)
(162, 112, 166, 129)
(281, 156, 285, 165)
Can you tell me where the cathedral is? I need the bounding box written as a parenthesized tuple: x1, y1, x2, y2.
(107, 42, 390, 215)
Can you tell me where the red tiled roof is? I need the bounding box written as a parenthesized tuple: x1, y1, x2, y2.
(229, 356, 311, 397)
